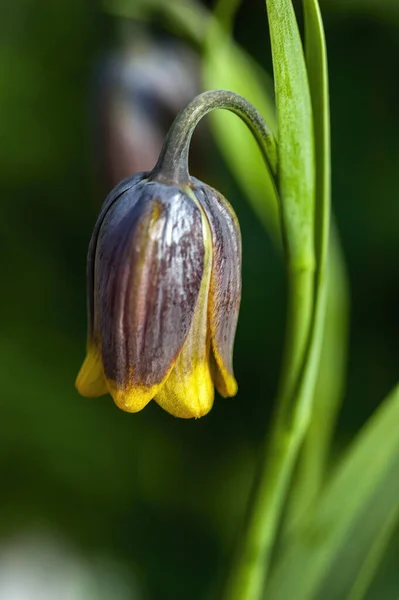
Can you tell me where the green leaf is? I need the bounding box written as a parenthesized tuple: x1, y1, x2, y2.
(265, 0, 317, 411)
(266, 0, 315, 271)
(304, 0, 330, 271)
(285, 0, 340, 523)
(345, 503, 399, 600)
(266, 383, 399, 600)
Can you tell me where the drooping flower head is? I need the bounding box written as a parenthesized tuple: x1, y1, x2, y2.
(76, 126, 241, 418)
(76, 89, 277, 418)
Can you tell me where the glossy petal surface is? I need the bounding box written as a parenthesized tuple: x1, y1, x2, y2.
(192, 179, 241, 397)
(95, 181, 205, 412)
(86, 173, 148, 341)
(155, 204, 214, 418)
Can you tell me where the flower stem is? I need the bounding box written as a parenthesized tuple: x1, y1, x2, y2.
(221, 264, 315, 600)
(222, 0, 331, 596)
(149, 90, 278, 186)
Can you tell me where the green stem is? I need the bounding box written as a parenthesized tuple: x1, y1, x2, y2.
(276, 269, 315, 413)
(149, 90, 277, 185)
(221, 272, 316, 600)
(223, 0, 331, 596)
(287, 229, 349, 529)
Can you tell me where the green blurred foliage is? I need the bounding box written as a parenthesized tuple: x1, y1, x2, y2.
(0, 0, 398, 598)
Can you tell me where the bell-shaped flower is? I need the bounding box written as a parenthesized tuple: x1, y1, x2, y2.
(76, 172, 241, 418)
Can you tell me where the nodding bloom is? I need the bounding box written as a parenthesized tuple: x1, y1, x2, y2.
(75, 88, 273, 419)
(75, 171, 241, 418)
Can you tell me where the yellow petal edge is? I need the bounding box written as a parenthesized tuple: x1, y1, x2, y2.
(76, 343, 159, 413)
(211, 346, 238, 398)
(75, 344, 108, 397)
(156, 188, 214, 418)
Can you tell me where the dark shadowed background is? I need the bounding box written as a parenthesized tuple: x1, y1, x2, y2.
(0, 0, 398, 598)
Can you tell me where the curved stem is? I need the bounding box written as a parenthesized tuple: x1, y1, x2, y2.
(149, 90, 278, 185)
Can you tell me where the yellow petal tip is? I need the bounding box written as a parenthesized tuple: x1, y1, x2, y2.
(221, 376, 238, 398)
(107, 380, 157, 414)
(211, 351, 238, 398)
(155, 360, 214, 419)
(75, 348, 108, 397)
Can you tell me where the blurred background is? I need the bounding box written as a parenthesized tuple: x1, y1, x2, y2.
(0, 0, 398, 598)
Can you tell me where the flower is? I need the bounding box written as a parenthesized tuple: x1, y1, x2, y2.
(76, 172, 241, 418)
(95, 33, 200, 190)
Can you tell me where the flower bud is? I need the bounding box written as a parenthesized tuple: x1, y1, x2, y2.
(76, 172, 241, 418)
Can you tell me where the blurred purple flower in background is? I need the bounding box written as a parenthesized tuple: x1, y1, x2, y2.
(95, 30, 202, 191)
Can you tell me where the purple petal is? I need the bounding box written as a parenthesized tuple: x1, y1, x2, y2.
(86, 172, 148, 340)
(95, 181, 205, 391)
(192, 179, 241, 397)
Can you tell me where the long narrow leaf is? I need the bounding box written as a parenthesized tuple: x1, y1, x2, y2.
(265, 0, 317, 412)
(266, 384, 399, 600)
(345, 502, 399, 600)
(266, 0, 315, 270)
(303, 0, 330, 276)
(286, 0, 338, 522)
